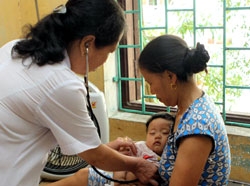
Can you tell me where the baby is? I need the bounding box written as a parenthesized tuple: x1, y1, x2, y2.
(88, 112, 175, 186)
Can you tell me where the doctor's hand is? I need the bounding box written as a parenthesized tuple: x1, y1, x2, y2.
(133, 157, 159, 186)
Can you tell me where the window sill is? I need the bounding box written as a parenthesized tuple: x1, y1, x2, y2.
(109, 111, 250, 137)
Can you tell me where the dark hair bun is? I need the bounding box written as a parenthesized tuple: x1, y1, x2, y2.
(183, 42, 210, 74)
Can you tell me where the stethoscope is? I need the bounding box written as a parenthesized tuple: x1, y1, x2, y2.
(84, 45, 137, 184)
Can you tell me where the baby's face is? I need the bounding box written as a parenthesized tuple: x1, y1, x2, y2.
(146, 118, 172, 155)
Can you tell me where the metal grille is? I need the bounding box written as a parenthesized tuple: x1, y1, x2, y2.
(116, 0, 250, 127)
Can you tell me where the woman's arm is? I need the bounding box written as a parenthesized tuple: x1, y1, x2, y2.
(47, 143, 158, 186)
(78, 144, 158, 185)
(169, 135, 213, 186)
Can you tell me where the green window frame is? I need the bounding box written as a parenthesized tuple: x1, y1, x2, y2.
(115, 0, 250, 127)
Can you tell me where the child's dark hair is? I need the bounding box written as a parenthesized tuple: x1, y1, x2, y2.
(12, 0, 125, 66)
(145, 112, 175, 132)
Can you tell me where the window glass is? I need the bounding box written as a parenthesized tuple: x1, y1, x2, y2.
(117, 0, 250, 125)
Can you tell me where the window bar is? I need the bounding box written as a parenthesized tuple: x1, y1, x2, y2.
(116, 0, 250, 125)
(115, 47, 123, 111)
(164, 0, 168, 34)
(222, 0, 227, 122)
(193, 0, 197, 47)
(138, 0, 147, 113)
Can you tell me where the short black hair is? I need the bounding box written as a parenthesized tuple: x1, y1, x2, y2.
(145, 112, 175, 132)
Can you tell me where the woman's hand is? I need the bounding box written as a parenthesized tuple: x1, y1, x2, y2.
(114, 157, 159, 186)
(107, 136, 137, 156)
(80, 144, 158, 185)
(133, 158, 159, 186)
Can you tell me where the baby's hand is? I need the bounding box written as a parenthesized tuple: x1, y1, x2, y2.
(118, 146, 134, 156)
